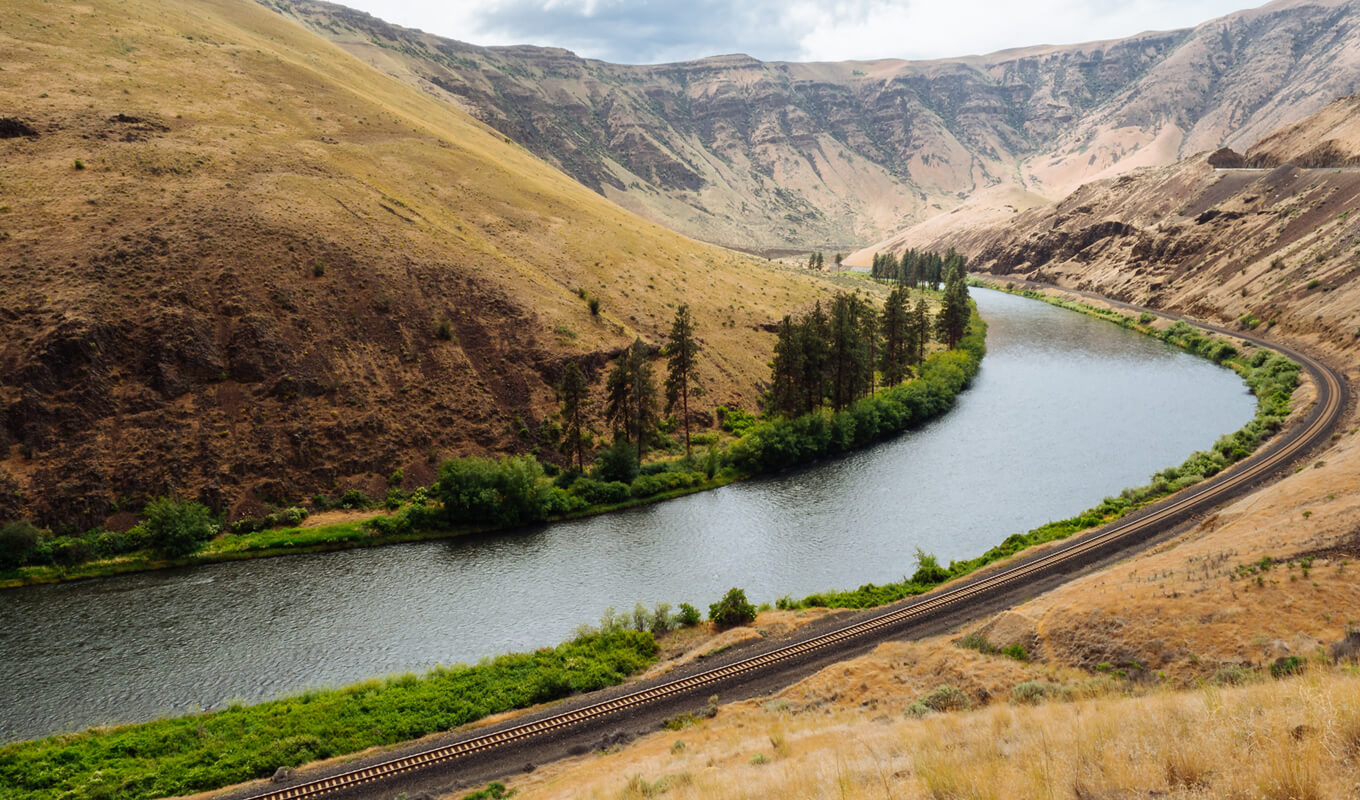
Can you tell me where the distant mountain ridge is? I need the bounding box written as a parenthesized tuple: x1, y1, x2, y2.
(270, 0, 1360, 252)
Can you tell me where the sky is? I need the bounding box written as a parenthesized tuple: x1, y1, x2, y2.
(339, 0, 1264, 64)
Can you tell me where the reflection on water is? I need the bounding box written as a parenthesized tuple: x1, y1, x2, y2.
(0, 290, 1257, 741)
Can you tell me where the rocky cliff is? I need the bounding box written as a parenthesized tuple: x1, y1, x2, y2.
(272, 0, 1360, 252)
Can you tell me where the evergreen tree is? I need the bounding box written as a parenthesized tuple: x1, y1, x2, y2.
(604, 350, 632, 441)
(911, 296, 931, 365)
(828, 293, 871, 411)
(879, 285, 911, 386)
(936, 265, 971, 349)
(558, 361, 590, 473)
(663, 304, 702, 458)
(800, 300, 830, 413)
(769, 315, 804, 417)
(626, 339, 659, 461)
(860, 298, 880, 397)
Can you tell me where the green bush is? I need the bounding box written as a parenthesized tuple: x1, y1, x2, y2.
(1270, 655, 1304, 678)
(593, 438, 639, 484)
(434, 455, 550, 527)
(339, 489, 371, 509)
(918, 684, 971, 712)
(708, 587, 756, 627)
(141, 497, 218, 557)
(568, 477, 631, 506)
(0, 519, 40, 570)
(677, 602, 701, 626)
(1011, 681, 1067, 705)
(50, 536, 92, 566)
(910, 549, 949, 585)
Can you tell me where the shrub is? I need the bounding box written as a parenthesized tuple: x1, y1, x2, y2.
(50, 536, 92, 566)
(1001, 643, 1029, 661)
(918, 684, 971, 712)
(1211, 665, 1255, 685)
(587, 296, 601, 316)
(1011, 681, 1067, 705)
(434, 455, 550, 527)
(910, 548, 949, 585)
(593, 438, 639, 484)
(677, 602, 701, 626)
(1270, 655, 1304, 678)
(568, 477, 631, 506)
(0, 519, 40, 570)
(339, 489, 371, 509)
(90, 530, 134, 559)
(715, 406, 756, 435)
(708, 587, 756, 627)
(142, 497, 219, 557)
(651, 602, 674, 634)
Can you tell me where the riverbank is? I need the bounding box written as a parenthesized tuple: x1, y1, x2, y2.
(0, 627, 664, 800)
(0, 285, 1272, 794)
(0, 305, 985, 590)
(774, 280, 1301, 611)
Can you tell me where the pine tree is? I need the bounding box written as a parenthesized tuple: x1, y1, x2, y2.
(879, 285, 911, 386)
(860, 299, 879, 398)
(828, 293, 870, 411)
(604, 350, 632, 442)
(911, 296, 930, 364)
(936, 265, 971, 349)
(558, 361, 590, 473)
(800, 300, 830, 413)
(664, 304, 702, 458)
(626, 339, 659, 462)
(769, 315, 804, 417)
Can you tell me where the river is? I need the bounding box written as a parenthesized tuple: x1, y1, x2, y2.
(0, 289, 1258, 742)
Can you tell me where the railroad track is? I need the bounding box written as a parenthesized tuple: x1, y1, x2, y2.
(245, 303, 1347, 800)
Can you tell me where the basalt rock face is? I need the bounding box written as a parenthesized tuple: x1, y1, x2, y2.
(917, 95, 1360, 353)
(274, 0, 1360, 253)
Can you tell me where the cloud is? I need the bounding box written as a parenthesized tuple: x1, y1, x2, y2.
(339, 0, 1261, 64)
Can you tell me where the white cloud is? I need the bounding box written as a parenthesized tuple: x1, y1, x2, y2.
(337, 0, 1264, 63)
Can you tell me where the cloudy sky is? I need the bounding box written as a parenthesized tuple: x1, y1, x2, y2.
(340, 0, 1263, 64)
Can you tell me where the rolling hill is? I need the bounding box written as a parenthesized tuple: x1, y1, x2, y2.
(0, 0, 842, 528)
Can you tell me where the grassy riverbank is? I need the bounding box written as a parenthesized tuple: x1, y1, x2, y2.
(0, 629, 659, 800)
(777, 282, 1301, 610)
(1, 306, 985, 590)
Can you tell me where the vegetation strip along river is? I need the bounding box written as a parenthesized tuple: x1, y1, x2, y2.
(0, 290, 1258, 754)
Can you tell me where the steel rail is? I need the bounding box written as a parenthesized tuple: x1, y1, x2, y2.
(244, 313, 1346, 800)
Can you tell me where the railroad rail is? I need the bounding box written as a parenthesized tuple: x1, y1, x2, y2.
(243, 303, 1346, 800)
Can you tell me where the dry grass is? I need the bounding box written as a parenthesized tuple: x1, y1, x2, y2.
(504, 668, 1360, 800)
(0, 0, 853, 520)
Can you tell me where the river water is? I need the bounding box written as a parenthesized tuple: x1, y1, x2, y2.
(0, 289, 1258, 742)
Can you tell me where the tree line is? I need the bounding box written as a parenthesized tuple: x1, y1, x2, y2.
(767, 261, 971, 418)
(870, 247, 966, 290)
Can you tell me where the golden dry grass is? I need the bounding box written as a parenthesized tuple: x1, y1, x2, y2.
(505, 667, 1360, 800)
(0, 0, 856, 516)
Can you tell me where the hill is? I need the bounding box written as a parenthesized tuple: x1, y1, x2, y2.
(0, 0, 842, 529)
(274, 0, 1360, 253)
(478, 96, 1360, 800)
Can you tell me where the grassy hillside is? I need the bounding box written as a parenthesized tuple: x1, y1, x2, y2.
(0, 0, 842, 529)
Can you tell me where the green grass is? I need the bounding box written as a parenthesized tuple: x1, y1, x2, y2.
(0, 629, 658, 800)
